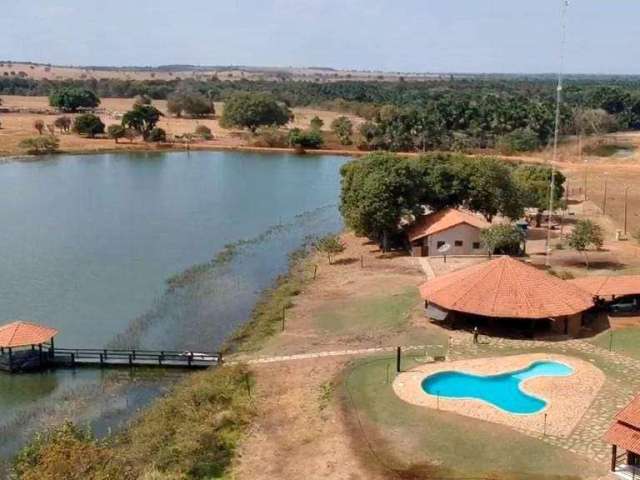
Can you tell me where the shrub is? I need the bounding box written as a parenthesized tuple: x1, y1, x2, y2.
(53, 116, 72, 133)
(496, 128, 541, 154)
(288, 128, 324, 149)
(107, 124, 126, 143)
(19, 136, 60, 155)
(309, 115, 324, 131)
(147, 127, 167, 143)
(251, 126, 288, 148)
(73, 113, 105, 138)
(330, 116, 353, 145)
(315, 234, 345, 264)
(33, 119, 45, 135)
(194, 124, 213, 140)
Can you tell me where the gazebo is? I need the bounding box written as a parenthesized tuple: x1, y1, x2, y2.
(569, 275, 640, 301)
(605, 394, 640, 475)
(419, 256, 595, 337)
(0, 321, 58, 372)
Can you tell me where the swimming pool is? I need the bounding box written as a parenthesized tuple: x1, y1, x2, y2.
(421, 361, 573, 414)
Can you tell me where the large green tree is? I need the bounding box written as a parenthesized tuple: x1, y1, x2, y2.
(73, 114, 105, 138)
(49, 87, 100, 112)
(220, 92, 291, 132)
(512, 164, 566, 225)
(340, 152, 424, 250)
(122, 105, 164, 140)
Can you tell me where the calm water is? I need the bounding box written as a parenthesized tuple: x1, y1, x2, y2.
(0, 150, 345, 464)
(422, 361, 574, 414)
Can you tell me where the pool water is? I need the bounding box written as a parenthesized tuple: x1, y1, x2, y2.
(422, 361, 573, 414)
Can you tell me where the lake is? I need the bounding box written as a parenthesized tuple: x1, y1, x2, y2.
(0, 150, 345, 464)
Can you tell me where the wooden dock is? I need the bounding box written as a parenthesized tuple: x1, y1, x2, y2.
(51, 348, 221, 369)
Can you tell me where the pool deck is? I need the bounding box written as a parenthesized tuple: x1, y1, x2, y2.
(393, 353, 605, 437)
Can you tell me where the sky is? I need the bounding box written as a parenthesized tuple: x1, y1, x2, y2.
(2, 1, 640, 74)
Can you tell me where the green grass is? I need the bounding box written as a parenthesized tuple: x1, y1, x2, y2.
(591, 327, 640, 360)
(342, 355, 606, 480)
(315, 287, 418, 334)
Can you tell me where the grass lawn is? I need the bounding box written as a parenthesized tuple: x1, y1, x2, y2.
(342, 355, 606, 480)
(315, 287, 418, 334)
(591, 327, 640, 359)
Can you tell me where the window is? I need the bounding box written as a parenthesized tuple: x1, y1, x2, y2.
(437, 241, 445, 249)
(454, 240, 463, 247)
(473, 242, 481, 249)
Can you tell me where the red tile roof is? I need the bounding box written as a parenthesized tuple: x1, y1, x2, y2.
(419, 256, 594, 319)
(0, 321, 58, 348)
(605, 395, 640, 454)
(569, 275, 640, 299)
(407, 208, 489, 242)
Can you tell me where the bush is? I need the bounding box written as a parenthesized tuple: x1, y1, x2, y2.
(107, 124, 126, 143)
(496, 128, 541, 154)
(480, 224, 525, 255)
(33, 119, 45, 135)
(147, 127, 167, 142)
(53, 116, 71, 133)
(194, 124, 213, 140)
(73, 113, 105, 138)
(49, 87, 100, 112)
(250, 126, 288, 148)
(315, 234, 345, 264)
(288, 128, 324, 149)
(19, 136, 60, 155)
(309, 115, 324, 131)
(330, 116, 353, 145)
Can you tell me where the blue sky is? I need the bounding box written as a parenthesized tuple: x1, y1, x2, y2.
(2, 1, 639, 74)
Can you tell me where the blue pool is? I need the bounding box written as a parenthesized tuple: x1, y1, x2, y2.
(422, 361, 573, 414)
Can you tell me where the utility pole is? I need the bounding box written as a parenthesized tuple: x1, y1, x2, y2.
(545, 0, 569, 267)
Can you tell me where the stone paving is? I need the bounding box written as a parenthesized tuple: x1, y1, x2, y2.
(447, 334, 640, 463)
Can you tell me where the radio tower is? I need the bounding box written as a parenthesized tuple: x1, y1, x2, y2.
(545, 0, 569, 267)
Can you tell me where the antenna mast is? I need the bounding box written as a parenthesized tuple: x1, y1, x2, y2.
(545, 0, 569, 267)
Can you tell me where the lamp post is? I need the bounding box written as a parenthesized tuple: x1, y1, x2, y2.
(624, 186, 632, 237)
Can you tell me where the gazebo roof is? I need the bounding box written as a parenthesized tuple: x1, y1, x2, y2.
(419, 256, 594, 319)
(0, 321, 58, 348)
(605, 395, 640, 454)
(569, 275, 640, 299)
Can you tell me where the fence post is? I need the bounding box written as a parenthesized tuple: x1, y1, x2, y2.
(159, 351, 164, 366)
(99, 353, 104, 368)
(128, 354, 133, 367)
(188, 354, 193, 367)
(282, 307, 286, 331)
(218, 352, 223, 365)
(313, 264, 318, 280)
(132, 349, 136, 360)
(104, 349, 108, 360)
(396, 346, 401, 373)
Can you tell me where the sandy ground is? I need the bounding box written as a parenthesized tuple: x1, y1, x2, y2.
(0, 95, 364, 157)
(394, 353, 605, 437)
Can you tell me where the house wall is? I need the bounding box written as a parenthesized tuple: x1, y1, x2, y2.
(413, 224, 484, 257)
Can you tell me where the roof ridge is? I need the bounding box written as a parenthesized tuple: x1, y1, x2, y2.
(506, 259, 540, 318)
(448, 258, 502, 309)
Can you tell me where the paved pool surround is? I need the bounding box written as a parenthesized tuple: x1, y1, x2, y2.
(393, 353, 605, 437)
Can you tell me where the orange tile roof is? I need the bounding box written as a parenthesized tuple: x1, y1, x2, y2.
(605, 395, 640, 454)
(0, 321, 58, 348)
(407, 208, 490, 242)
(569, 275, 640, 299)
(419, 256, 594, 319)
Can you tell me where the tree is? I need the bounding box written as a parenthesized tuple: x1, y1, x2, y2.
(19, 135, 60, 154)
(107, 124, 126, 144)
(496, 128, 541, 154)
(462, 158, 524, 221)
(288, 128, 324, 149)
(147, 127, 167, 142)
(49, 87, 100, 112)
(73, 114, 105, 138)
(122, 105, 163, 140)
(330, 116, 353, 145)
(567, 219, 604, 267)
(340, 152, 424, 250)
(167, 90, 214, 117)
(133, 94, 152, 107)
(309, 115, 324, 131)
(33, 119, 45, 135)
(480, 225, 525, 256)
(220, 92, 291, 132)
(53, 116, 71, 133)
(512, 164, 566, 226)
(315, 234, 346, 264)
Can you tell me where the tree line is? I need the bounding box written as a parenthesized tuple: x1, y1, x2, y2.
(339, 152, 565, 250)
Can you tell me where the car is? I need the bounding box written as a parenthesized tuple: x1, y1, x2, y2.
(609, 297, 640, 313)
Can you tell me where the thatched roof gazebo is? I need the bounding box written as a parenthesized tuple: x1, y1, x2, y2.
(419, 256, 595, 336)
(0, 321, 58, 372)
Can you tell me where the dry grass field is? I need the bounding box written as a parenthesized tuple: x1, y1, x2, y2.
(0, 95, 364, 156)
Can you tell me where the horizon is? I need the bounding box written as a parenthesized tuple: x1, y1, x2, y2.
(4, 1, 640, 75)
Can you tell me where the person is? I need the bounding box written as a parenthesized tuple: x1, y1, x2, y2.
(473, 326, 479, 344)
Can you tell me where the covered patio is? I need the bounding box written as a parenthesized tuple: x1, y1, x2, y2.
(569, 275, 640, 302)
(419, 256, 595, 337)
(605, 395, 640, 479)
(0, 321, 58, 373)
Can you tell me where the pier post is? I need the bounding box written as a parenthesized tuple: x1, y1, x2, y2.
(159, 351, 164, 365)
(104, 349, 108, 360)
(132, 349, 136, 360)
(71, 353, 75, 368)
(99, 353, 104, 368)
(188, 354, 193, 367)
(128, 354, 133, 367)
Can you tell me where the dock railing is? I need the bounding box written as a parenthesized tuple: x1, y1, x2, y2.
(52, 347, 221, 369)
